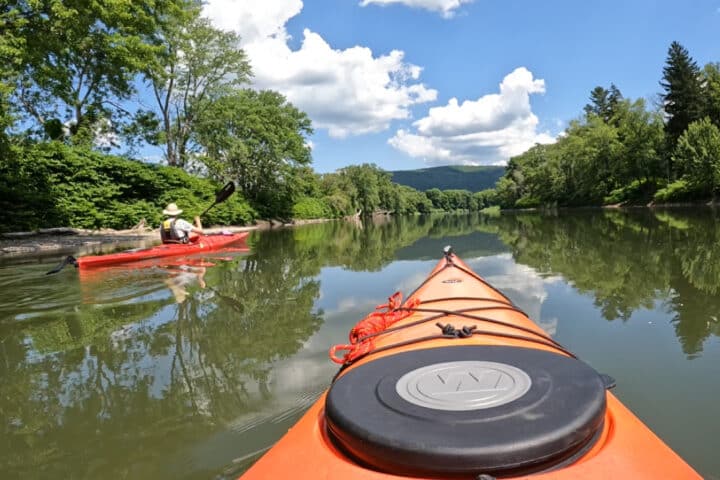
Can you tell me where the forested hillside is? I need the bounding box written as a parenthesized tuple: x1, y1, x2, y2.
(390, 165, 505, 192)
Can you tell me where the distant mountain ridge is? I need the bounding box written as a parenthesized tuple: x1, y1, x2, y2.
(389, 165, 505, 192)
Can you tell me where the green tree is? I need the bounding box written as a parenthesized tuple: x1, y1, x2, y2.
(444, 189, 473, 210)
(672, 118, 720, 196)
(320, 172, 357, 217)
(660, 41, 704, 174)
(493, 174, 520, 208)
(0, 5, 26, 146)
(12, 0, 179, 141)
(584, 84, 623, 123)
(145, 8, 252, 167)
(398, 186, 432, 213)
(473, 189, 496, 209)
(425, 188, 449, 210)
(339, 164, 384, 215)
(614, 98, 665, 185)
(552, 118, 621, 204)
(194, 89, 313, 217)
(703, 63, 720, 129)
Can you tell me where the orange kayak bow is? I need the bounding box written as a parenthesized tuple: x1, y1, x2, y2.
(240, 248, 700, 479)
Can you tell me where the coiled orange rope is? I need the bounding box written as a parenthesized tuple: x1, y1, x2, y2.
(329, 292, 420, 364)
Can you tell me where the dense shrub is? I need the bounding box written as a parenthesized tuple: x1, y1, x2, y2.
(292, 197, 331, 219)
(603, 179, 654, 204)
(0, 142, 256, 232)
(653, 179, 696, 203)
(514, 195, 541, 209)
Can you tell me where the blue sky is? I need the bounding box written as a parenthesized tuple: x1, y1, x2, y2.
(201, 0, 719, 173)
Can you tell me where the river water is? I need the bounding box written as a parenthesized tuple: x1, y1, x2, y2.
(1, 210, 719, 479)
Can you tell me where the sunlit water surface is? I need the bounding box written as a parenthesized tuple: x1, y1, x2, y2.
(1, 210, 719, 479)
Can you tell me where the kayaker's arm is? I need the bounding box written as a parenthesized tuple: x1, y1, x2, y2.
(192, 216, 204, 235)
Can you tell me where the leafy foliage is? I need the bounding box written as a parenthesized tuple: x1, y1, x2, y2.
(704, 63, 720, 129)
(11, 0, 183, 141)
(672, 118, 720, 195)
(292, 197, 331, 219)
(653, 179, 694, 203)
(660, 42, 705, 158)
(0, 142, 255, 232)
(195, 89, 313, 217)
(145, 7, 252, 167)
(583, 84, 623, 123)
(490, 43, 720, 209)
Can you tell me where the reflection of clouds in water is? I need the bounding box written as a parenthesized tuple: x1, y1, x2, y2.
(269, 354, 336, 395)
(537, 317, 558, 336)
(335, 296, 361, 312)
(318, 288, 398, 319)
(303, 298, 377, 352)
(227, 352, 336, 430)
(109, 324, 137, 345)
(218, 253, 571, 439)
(466, 254, 562, 333)
(394, 270, 431, 294)
(317, 256, 564, 342)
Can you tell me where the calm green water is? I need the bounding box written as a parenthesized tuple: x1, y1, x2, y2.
(1, 210, 719, 479)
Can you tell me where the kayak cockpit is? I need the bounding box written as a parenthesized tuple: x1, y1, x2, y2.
(325, 345, 610, 477)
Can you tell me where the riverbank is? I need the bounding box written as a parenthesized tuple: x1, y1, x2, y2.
(0, 218, 335, 258)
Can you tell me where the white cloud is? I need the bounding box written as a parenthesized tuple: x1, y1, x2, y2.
(389, 67, 555, 165)
(203, 0, 437, 138)
(203, 0, 301, 45)
(360, 0, 475, 18)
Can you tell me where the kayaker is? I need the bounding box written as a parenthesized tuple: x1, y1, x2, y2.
(160, 203, 204, 244)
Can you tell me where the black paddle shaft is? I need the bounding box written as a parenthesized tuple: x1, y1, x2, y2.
(200, 181, 235, 217)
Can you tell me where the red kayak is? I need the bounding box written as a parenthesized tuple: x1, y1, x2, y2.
(75, 232, 249, 268)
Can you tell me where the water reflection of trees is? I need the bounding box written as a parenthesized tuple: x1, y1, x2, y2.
(4, 214, 506, 478)
(295, 214, 505, 269)
(490, 208, 720, 356)
(0, 233, 327, 478)
(292, 217, 434, 271)
(7, 210, 719, 477)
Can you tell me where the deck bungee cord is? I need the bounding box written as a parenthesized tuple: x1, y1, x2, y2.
(330, 247, 575, 366)
(240, 247, 701, 479)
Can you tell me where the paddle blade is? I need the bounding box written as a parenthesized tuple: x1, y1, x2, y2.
(46, 255, 78, 275)
(215, 182, 235, 204)
(200, 182, 236, 218)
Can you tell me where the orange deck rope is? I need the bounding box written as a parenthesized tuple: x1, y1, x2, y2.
(329, 292, 420, 364)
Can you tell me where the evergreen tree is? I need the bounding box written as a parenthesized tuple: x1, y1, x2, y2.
(607, 84, 624, 122)
(660, 42, 704, 151)
(584, 86, 610, 120)
(584, 84, 623, 124)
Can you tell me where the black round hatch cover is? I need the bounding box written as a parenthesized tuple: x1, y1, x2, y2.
(325, 345, 607, 477)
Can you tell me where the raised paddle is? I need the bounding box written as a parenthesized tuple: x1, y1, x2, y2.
(46, 181, 236, 275)
(199, 181, 235, 218)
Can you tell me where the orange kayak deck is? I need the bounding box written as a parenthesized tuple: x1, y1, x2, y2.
(240, 250, 700, 479)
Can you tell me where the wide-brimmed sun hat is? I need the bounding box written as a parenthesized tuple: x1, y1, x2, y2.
(162, 203, 183, 216)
